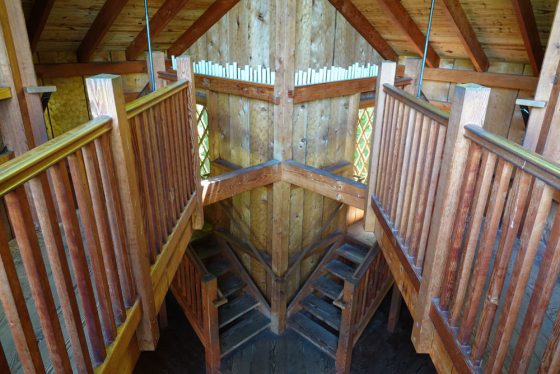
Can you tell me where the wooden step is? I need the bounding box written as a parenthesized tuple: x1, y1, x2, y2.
(326, 259, 355, 282)
(301, 294, 341, 331)
(289, 312, 337, 358)
(206, 258, 232, 277)
(219, 293, 259, 328)
(336, 243, 368, 264)
(195, 244, 222, 260)
(219, 274, 245, 297)
(220, 309, 270, 357)
(313, 276, 343, 300)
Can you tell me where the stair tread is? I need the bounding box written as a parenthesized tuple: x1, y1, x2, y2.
(313, 276, 343, 300)
(336, 243, 368, 264)
(301, 294, 341, 331)
(289, 312, 337, 358)
(195, 244, 222, 260)
(220, 309, 269, 357)
(219, 274, 245, 297)
(219, 293, 259, 328)
(326, 259, 355, 282)
(206, 258, 231, 277)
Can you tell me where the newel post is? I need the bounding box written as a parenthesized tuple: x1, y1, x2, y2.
(364, 61, 397, 232)
(411, 84, 491, 352)
(176, 56, 205, 230)
(85, 74, 160, 350)
(202, 274, 220, 374)
(336, 280, 357, 374)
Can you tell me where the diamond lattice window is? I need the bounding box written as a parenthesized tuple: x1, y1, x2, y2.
(196, 104, 210, 178)
(353, 107, 374, 183)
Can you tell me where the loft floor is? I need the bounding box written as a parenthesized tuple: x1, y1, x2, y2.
(134, 292, 435, 373)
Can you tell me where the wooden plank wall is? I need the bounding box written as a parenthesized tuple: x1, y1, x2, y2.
(186, 0, 382, 301)
(419, 57, 534, 144)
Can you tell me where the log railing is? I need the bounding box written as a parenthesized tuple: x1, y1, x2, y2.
(0, 56, 202, 373)
(428, 125, 560, 373)
(336, 245, 392, 373)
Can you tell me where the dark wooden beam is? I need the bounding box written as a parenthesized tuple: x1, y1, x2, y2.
(440, 0, 489, 72)
(378, 0, 439, 67)
(35, 61, 146, 78)
(26, 0, 55, 52)
(77, 0, 130, 62)
(202, 160, 281, 206)
(328, 0, 398, 61)
(282, 160, 367, 209)
(511, 0, 543, 75)
(126, 0, 191, 60)
(167, 0, 240, 57)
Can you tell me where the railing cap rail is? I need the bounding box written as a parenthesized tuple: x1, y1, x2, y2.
(383, 83, 450, 125)
(0, 115, 112, 196)
(125, 79, 189, 119)
(465, 125, 560, 189)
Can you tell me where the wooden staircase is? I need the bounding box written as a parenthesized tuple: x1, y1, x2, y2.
(288, 240, 393, 373)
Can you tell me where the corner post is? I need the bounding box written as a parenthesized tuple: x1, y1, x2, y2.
(336, 280, 357, 374)
(147, 51, 167, 90)
(176, 55, 205, 230)
(402, 58, 423, 96)
(364, 61, 396, 232)
(85, 74, 160, 350)
(412, 84, 491, 352)
(202, 274, 220, 374)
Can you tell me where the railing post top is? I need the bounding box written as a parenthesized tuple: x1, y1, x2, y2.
(86, 73, 121, 81)
(449, 83, 491, 130)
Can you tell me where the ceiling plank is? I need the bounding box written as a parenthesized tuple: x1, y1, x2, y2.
(378, 0, 439, 67)
(440, 0, 489, 72)
(26, 0, 55, 52)
(328, 0, 398, 61)
(167, 0, 240, 57)
(126, 0, 192, 60)
(511, 0, 543, 74)
(77, 0, 130, 62)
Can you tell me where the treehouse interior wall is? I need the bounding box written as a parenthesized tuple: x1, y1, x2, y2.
(185, 0, 383, 300)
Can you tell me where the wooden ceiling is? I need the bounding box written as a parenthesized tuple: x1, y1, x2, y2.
(21, 0, 558, 70)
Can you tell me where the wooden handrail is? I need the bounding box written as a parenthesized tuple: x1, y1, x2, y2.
(383, 83, 450, 125)
(125, 79, 189, 119)
(465, 125, 560, 188)
(0, 116, 112, 195)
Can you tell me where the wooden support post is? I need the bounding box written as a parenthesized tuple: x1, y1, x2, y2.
(403, 58, 423, 96)
(364, 62, 396, 232)
(412, 83, 491, 352)
(336, 281, 356, 374)
(147, 51, 167, 91)
(270, 0, 296, 335)
(85, 74, 160, 350)
(158, 299, 168, 330)
(176, 56, 205, 230)
(202, 274, 220, 374)
(387, 283, 402, 333)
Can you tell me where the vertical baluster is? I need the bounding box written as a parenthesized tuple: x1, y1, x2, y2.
(438, 143, 482, 309)
(395, 108, 416, 228)
(377, 95, 395, 206)
(0, 220, 44, 373)
(82, 143, 126, 324)
(177, 89, 196, 199)
(95, 135, 136, 307)
(540, 309, 560, 373)
(386, 100, 405, 216)
(68, 150, 117, 342)
(374, 94, 391, 198)
(381, 98, 400, 208)
(49, 161, 106, 364)
(470, 170, 531, 363)
(28, 175, 93, 372)
(5, 187, 72, 372)
(449, 152, 497, 325)
(457, 160, 513, 344)
(416, 124, 447, 270)
(169, 93, 188, 207)
(163, 98, 181, 220)
(157, 100, 174, 232)
(390, 104, 411, 221)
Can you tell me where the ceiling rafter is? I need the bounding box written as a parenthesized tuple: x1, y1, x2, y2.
(26, 0, 55, 52)
(440, 0, 489, 72)
(511, 0, 543, 75)
(167, 0, 240, 57)
(328, 0, 398, 61)
(77, 0, 130, 63)
(126, 0, 192, 60)
(378, 0, 439, 67)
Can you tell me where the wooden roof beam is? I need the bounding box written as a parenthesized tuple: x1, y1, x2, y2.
(77, 0, 130, 62)
(440, 0, 489, 72)
(328, 0, 398, 61)
(167, 0, 240, 57)
(511, 0, 543, 74)
(378, 0, 439, 67)
(126, 0, 192, 60)
(26, 0, 55, 52)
